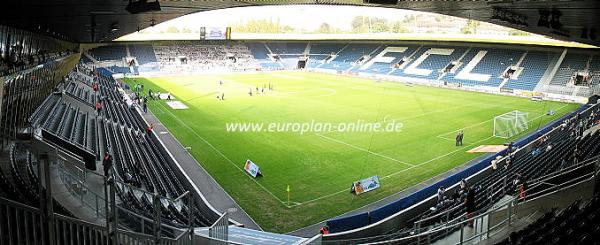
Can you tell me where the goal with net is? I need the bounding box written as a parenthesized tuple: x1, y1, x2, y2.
(493, 110, 529, 138)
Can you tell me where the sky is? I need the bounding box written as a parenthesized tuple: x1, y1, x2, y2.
(117, 4, 595, 47)
(147, 5, 426, 32)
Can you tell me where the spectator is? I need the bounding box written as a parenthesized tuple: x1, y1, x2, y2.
(531, 147, 541, 157)
(507, 141, 514, 153)
(491, 156, 501, 171)
(505, 154, 513, 169)
(437, 186, 446, 204)
(512, 173, 522, 194)
(95, 101, 103, 115)
(142, 100, 148, 113)
(102, 152, 113, 177)
(465, 187, 475, 227)
(560, 155, 568, 170)
(319, 225, 330, 235)
(460, 179, 468, 191)
(573, 147, 582, 164)
(147, 123, 154, 134)
(518, 176, 528, 201)
(124, 172, 134, 185)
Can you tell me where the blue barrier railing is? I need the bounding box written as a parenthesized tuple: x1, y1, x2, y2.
(326, 104, 589, 233)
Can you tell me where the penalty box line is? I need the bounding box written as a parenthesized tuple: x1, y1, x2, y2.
(315, 133, 416, 167)
(319, 101, 500, 137)
(292, 134, 497, 208)
(154, 97, 569, 208)
(155, 103, 293, 208)
(296, 104, 574, 206)
(436, 104, 568, 141)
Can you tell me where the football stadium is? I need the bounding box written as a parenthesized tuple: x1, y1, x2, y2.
(1, 1, 600, 245)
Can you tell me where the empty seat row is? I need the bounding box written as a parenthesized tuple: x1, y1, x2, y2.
(497, 195, 600, 245)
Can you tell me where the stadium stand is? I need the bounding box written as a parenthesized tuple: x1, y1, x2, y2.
(267, 42, 307, 55)
(3, 22, 600, 245)
(21, 65, 222, 237)
(82, 42, 599, 99)
(320, 43, 381, 71)
(0, 143, 73, 216)
(105, 65, 130, 74)
(87, 45, 127, 61)
(246, 42, 283, 69)
(323, 103, 600, 241)
(4, 0, 600, 243)
(309, 43, 346, 55)
(154, 43, 259, 72)
(496, 195, 600, 245)
(79, 54, 94, 64)
(503, 52, 554, 91)
(128, 44, 157, 65)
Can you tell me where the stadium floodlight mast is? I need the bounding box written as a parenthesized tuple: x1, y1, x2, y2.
(493, 110, 529, 138)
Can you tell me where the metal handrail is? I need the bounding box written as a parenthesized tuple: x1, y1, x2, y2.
(57, 160, 191, 232)
(0, 196, 41, 212)
(414, 114, 600, 232)
(328, 110, 599, 241)
(525, 172, 595, 201)
(116, 203, 186, 232)
(57, 161, 105, 198)
(415, 199, 463, 225)
(361, 159, 595, 245)
(416, 172, 509, 227)
(527, 154, 599, 185)
(364, 196, 519, 245)
(423, 106, 589, 216)
(54, 212, 106, 230)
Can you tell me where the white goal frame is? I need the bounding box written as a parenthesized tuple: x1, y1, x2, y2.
(493, 110, 529, 139)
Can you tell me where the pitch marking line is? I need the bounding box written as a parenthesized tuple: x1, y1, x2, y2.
(295, 104, 570, 206)
(155, 103, 292, 207)
(437, 119, 493, 139)
(436, 104, 568, 141)
(315, 133, 416, 167)
(292, 134, 498, 207)
(319, 101, 493, 136)
(152, 89, 572, 208)
(297, 104, 568, 207)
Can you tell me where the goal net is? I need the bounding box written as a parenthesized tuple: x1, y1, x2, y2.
(493, 110, 529, 138)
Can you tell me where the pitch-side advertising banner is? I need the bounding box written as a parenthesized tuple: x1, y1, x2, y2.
(244, 159, 261, 178)
(352, 176, 380, 195)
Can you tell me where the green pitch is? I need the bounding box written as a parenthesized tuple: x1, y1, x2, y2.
(123, 72, 579, 233)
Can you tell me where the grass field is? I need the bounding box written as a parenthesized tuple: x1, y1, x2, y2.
(124, 72, 579, 233)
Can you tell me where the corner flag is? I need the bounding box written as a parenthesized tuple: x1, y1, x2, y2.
(286, 185, 290, 206)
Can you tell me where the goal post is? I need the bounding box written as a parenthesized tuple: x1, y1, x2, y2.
(493, 110, 529, 138)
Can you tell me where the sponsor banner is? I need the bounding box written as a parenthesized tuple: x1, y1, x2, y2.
(517, 90, 544, 98)
(203, 27, 229, 40)
(352, 176, 380, 195)
(244, 159, 261, 178)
